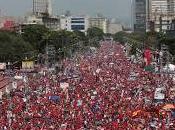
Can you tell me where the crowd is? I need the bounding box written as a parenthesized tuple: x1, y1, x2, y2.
(0, 42, 174, 130)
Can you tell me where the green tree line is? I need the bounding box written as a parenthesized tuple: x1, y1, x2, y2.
(113, 31, 175, 61)
(0, 25, 104, 62)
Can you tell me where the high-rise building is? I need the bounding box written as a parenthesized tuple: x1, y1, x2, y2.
(33, 0, 52, 16)
(148, 0, 175, 32)
(133, 0, 175, 32)
(133, 0, 149, 32)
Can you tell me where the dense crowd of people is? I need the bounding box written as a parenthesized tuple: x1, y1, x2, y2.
(0, 41, 174, 130)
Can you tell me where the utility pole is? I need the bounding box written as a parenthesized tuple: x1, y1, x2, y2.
(160, 44, 171, 80)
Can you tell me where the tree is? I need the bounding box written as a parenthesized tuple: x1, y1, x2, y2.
(87, 27, 104, 47)
(113, 31, 128, 43)
(87, 27, 104, 40)
(44, 30, 85, 59)
(163, 37, 175, 56)
(22, 24, 49, 52)
(73, 30, 87, 41)
(0, 31, 33, 62)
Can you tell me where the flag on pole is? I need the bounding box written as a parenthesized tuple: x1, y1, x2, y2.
(144, 49, 152, 66)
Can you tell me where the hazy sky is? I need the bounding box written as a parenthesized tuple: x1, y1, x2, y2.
(0, 0, 132, 24)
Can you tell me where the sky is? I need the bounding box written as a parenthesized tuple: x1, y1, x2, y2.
(0, 0, 132, 25)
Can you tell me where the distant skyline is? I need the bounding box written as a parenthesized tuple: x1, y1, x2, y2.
(0, 0, 132, 25)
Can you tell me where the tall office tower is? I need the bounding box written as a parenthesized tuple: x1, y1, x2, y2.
(133, 0, 149, 32)
(148, 0, 175, 32)
(33, 0, 52, 16)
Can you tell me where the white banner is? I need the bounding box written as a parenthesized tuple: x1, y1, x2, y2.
(12, 81, 17, 89)
(0, 91, 2, 99)
(60, 82, 69, 90)
(154, 88, 165, 100)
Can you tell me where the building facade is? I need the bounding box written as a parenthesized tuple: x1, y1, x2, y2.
(0, 16, 20, 31)
(148, 0, 175, 32)
(60, 15, 89, 33)
(133, 0, 175, 32)
(16, 14, 60, 34)
(133, 0, 149, 32)
(89, 17, 107, 33)
(25, 15, 43, 25)
(42, 16, 60, 31)
(33, 0, 52, 16)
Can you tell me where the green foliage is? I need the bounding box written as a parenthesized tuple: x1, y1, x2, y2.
(44, 30, 88, 58)
(129, 32, 145, 41)
(73, 30, 87, 41)
(0, 31, 33, 62)
(22, 24, 49, 51)
(0, 25, 106, 63)
(130, 43, 138, 55)
(87, 27, 104, 47)
(113, 31, 128, 43)
(87, 27, 104, 40)
(164, 38, 175, 55)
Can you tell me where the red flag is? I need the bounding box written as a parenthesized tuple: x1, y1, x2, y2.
(144, 49, 151, 66)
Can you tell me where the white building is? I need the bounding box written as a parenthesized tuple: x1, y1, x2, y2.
(16, 14, 60, 34)
(60, 15, 67, 30)
(89, 17, 108, 33)
(25, 15, 43, 25)
(60, 15, 89, 33)
(33, 0, 52, 16)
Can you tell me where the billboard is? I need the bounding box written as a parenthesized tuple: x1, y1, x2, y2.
(3, 20, 15, 31)
(22, 61, 34, 69)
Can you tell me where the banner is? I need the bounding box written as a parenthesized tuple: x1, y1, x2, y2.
(0, 91, 2, 99)
(154, 88, 165, 100)
(22, 61, 34, 69)
(60, 82, 69, 90)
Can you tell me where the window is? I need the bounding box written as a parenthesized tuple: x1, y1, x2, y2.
(71, 18, 84, 20)
(71, 21, 85, 23)
(71, 25, 85, 30)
